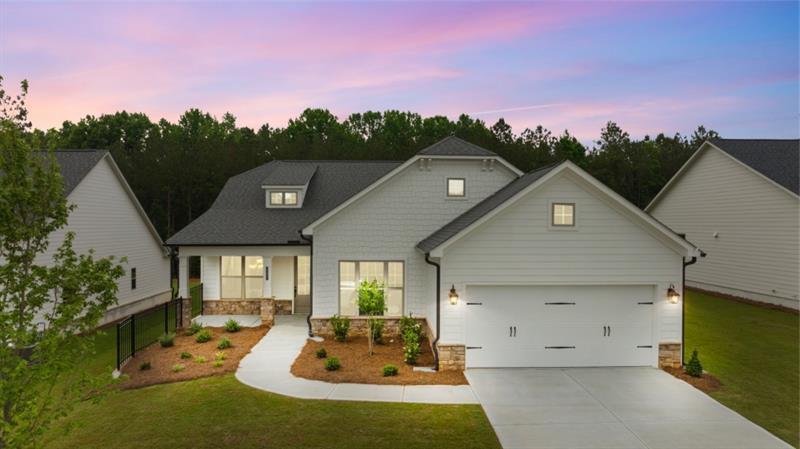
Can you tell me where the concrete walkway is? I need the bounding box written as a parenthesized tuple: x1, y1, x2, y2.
(235, 315, 478, 404)
(193, 314, 261, 327)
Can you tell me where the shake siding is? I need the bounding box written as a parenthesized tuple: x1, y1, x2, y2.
(440, 172, 684, 345)
(312, 159, 516, 318)
(649, 147, 799, 308)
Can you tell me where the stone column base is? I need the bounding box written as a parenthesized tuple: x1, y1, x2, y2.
(260, 298, 275, 327)
(437, 344, 465, 371)
(659, 342, 682, 369)
(179, 297, 192, 328)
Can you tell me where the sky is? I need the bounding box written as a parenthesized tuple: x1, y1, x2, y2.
(1, 1, 798, 142)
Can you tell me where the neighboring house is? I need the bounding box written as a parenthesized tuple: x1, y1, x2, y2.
(168, 136, 700, 370)
(35, 150, 172, 325)
(647, 138, 800, 310)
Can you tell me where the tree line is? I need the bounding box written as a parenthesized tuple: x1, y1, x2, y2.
(30, 108, 718, 239)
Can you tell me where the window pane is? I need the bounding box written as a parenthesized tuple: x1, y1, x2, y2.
(359, 262, 384, 284)
(270, 192, 283, 205)
(553, 204, 574, 226)
(244, 256, 263, 276)
(387, 262, 403, 288)
(386, 288, 403, 316)
(340, 288, 358, 315)
(284, 192, 298, 205)
(339, 262, 356, 287)
(221, 277, 241, 298)
(221, 256, 241, 276)
(245, 277, 263, 298)
(448, 178, 465, 197)
(297, 256, 311, 295)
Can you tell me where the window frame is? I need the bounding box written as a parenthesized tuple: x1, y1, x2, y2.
(220, 256, 264, 299)
(338, 260, 404, 317)
(131, 267, 137, 290)
(268, 190, 301, 207)
(550, 202, 576, 228)
(446, 177, 466, 198)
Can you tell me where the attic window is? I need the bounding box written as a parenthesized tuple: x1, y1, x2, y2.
(447, 178, 465, 197)
(270, 191, 298, 206)
(552, 203, 575, 227)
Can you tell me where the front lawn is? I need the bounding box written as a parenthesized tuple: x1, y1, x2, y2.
(44, 375, 500, 449)
(685, 289, 799, 447)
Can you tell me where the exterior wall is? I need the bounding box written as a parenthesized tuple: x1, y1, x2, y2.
(649, 147, 799, 309)
(312, 159, 517, 319)
(201, 298, 275, 327)
(439, 171, 685, 362)
(33, 157, 170, 322)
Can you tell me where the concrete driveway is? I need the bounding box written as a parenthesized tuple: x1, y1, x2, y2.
(466, 367, 791, 449)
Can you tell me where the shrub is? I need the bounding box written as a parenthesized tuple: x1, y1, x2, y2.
(383, 364, 398, 377)
(213, 360, 224, 368)
(195, 329, 212, 343)
(139, 361, 151, 371)
(330, 314, 350, 342)
(316, 348, 327, 359)
(185, 321, 202, 336)
(217, 337, 232, 350)
(357, 280, 386, 355)
(214, 351, 226, 361)
(224, 319, 241, 333)
(402, 329, 421, 365)
(325, 357, 341, 371)
(194, 355, 207, 363)
(180, 351, 192, 360)
(158, 333, 175, 348)
(685, 350, 703, 377)
(371, 319, 385, 344)
(399, 314, 424, 340)
(171, 363, 185, 373)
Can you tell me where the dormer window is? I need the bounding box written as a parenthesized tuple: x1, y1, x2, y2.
(270, 191, 298, 206)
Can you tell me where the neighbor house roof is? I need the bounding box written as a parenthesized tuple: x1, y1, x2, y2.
(166, 160, 402, 246)
(709, 138, 799, 195)
(416, 135, 497, 157)
(48, 149, 108, 195)
(261, 163, 318, 186)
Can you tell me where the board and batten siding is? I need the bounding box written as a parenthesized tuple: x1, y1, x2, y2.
(34, 156, 170, 323)
(649, 147, 799, 309)
(439, 171, 685, 346)
(312, 159, 517, 318)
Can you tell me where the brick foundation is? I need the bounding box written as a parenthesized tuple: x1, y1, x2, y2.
(658, 342, 682, 369)
(275, 300, 293, 315)
(437, 344, 465, 371)
(311, 316, 428, 339)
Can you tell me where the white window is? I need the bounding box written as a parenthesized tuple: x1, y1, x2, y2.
(221, 256, 264, 298)
(552, 203, 575, 227)
(284, 192, 298, 205)
(447, 178, 465, 197)
(339, 261, 404, 316)
(269, 191, 298, 206)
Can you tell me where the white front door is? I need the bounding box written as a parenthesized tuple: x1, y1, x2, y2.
(465, 285, 656, 368)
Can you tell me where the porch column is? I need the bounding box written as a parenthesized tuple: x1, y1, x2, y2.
(178, 255, 189, 298)
(264, 256, 273, 298)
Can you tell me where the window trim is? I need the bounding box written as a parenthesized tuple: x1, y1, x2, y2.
(446, 177, 466, 199)
(338, 260, 405, 317)
(220, 256, 264, 299)
(550, 202, 576, 228)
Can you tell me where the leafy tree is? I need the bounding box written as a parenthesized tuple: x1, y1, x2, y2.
(356, 280, 386, 356)
(0, 78, 125, 449)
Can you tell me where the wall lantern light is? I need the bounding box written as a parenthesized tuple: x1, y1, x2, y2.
(448, 285, 459, 305)
(667, 284, 680, 304)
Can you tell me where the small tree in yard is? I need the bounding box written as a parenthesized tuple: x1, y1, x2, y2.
(0, 77, 124, 449)
(357, 280, 386, 356)
(685, 350, 703, 378)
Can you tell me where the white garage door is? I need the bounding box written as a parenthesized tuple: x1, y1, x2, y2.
(465, 285, 656, 368)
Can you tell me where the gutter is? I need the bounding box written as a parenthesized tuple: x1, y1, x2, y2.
(681, 251, 704, 365)
(424, 253, 441, 371)
(298, 231, 314, 337)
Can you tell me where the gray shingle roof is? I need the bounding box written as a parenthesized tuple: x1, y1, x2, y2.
(417, 162, 561, 253)
(166, 160, 402, 245)
(417, 136, 497, 157)
(261, 162, 318, 186)
(710, 138, 799, 195)
(46, 150, 108, 195)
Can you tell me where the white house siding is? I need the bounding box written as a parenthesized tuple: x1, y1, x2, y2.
(649, 147, 800, 309)
(312, 159, 517, 319)
(439, 171, 685, 349)
(34, 157, 170, 324)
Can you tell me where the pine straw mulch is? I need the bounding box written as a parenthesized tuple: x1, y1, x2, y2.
(291, 336, 467, 385)
(663, 366, 722, 394)
(120, 325, 269, 389)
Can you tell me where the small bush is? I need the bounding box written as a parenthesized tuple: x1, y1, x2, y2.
(171, 363, 185, 373)
(139, 361, 151, 371)
(316, 348, 327, 359)
(214, 351, 226, 361)
(685, 350, 703, 378)
(158, 333, 175, 348)
(179, 351, 192, 359)
(383, 364, 398, 377)
(224, 319, 241, 333)
(217, 337, 232, 350)
(325, 357, 341, 371)
(194, 355, 207, 363)
(370, 319, 385, 344)
(330, 315, 351, 342)
(213, 360, 224, 368)
(399, 314, 424, 339)
(195, 329, 212, 343)
(185, 321, 203, 336)
(402, 328, 421, 365)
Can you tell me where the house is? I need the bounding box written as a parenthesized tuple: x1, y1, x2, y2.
(647, 138, 799, 310)
(168, 136, 700, 370)
(37, 150, 172, 324)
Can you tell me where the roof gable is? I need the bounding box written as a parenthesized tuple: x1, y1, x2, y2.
(47, 149, 108, 195)
(710, 138, 798, 195)
(416, 136, 497, 157)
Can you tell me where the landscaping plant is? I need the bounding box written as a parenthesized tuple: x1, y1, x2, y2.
(180, 351, 192, 360)
(194, 355, 207, 363)
(214, 351, 226, 361)
(159, 333, 175, 348)
(171, 364, 185, 373)
(213, 360, 224, 368)
(356, 279, 386, 356)
(325, 357, 341, 371)
(685, 349, 703, 377)
(195, 329, 212, 343)
(316, 348, 327, 359)
(330, 314, 351, 342)
(400, 314, 424, 365)
(383, 364, 399, 377)
(139, 362, 152, 371)
(224, 319, 241, 333)
(217, 337, 232, 350)
(185, 321, 203, 336)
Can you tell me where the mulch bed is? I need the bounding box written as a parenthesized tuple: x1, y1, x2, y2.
(663, 366, 722, 394)
(120, 325, 269, 389)
(291, 336, 467, 385)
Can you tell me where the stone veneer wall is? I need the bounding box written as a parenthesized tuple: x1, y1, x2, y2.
(437, 344, 465, 371)
(311, 317, 428, 339)
(199, 298, 276, 327)
(658, 342, 682, 369)
(275, 300, 293, 315)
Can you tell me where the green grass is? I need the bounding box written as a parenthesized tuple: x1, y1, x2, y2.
(44, 375, 499, 449)
(685, 290, 799, 447)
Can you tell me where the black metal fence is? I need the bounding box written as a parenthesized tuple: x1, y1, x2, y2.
(116, 298, 182, 370)
(190, 283, 203, 318)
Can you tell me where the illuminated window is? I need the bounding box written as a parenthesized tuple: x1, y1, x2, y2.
(447, 178, 465, 197)
(552, 203, 575, 226)
(339, 261, 404, 316)
(221, 256, 263, 298)
(269, 191, 299, 206)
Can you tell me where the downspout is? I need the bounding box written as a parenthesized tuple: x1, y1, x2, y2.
(682, 254, 699, 366)
(299, 231, 314, 337)
(424, 253, 441, 371)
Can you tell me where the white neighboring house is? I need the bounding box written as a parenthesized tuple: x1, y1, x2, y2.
(35, 150, 171, 325)
(647, 139, 799, 310)
(169, 136, 700, 370)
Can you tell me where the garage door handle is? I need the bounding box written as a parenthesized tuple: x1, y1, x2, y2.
(510, 326, 513, 337)
(545, 346, 576, 349)
(513, 326, 517, 337)
(545, 302, 575, 305)
(603, 325, 607, 337)
(608, 326, 611, 337)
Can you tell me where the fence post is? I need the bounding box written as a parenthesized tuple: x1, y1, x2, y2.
(131, 313, 136, 358)
(164, 302, 169, 334)
(116, 321, 121, 370)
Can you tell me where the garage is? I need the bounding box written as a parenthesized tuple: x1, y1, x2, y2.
(464, 285, 656, 368)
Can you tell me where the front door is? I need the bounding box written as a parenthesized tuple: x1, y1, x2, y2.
(294, 256, 311, 314)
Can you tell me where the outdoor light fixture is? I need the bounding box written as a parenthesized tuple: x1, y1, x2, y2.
(667, 284, 680, 304)
(448, 285, 459, 305)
